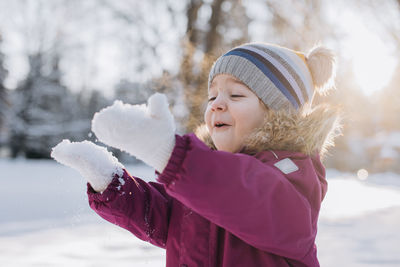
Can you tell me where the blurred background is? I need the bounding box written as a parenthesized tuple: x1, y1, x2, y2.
(0, 0, 399, 171)
(0, 0, 399, 266)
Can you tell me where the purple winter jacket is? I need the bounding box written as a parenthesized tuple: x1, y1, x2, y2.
(88, 133, 327, 267)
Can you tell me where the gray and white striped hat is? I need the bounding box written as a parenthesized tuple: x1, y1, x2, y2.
(208, 42, 336, 111)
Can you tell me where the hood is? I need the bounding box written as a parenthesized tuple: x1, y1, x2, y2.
(194, 104, 342, 160)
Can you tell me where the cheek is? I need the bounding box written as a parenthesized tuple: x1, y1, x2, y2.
(249, 108, 265, 130)
(235, 107, 264, 134)
(204, 108, 212, 131)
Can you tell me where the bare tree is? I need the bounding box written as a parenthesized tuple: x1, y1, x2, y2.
(356, 0, 400, 48)
(264, 0, 335, 49)
(69, 0, 336, 132)
(181, 0, 336, 131)
(180, 0, 252, 132)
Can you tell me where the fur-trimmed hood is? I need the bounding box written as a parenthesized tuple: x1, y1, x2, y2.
(195, 104, 342, 159)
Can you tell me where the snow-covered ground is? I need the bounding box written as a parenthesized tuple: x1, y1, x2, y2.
(1, 159, 400, 266)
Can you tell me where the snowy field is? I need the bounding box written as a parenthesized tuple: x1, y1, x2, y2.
(1, 159, 400, 267)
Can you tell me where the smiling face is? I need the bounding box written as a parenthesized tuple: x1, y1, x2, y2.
(204, 74, 268, 153)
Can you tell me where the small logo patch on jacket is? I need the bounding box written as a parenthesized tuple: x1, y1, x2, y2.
(274, 158, 299, 174)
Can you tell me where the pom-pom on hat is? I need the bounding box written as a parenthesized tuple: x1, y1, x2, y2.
(208, 42, 336, 110)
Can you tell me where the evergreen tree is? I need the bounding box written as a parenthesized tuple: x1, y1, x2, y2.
(114, 79, 152, 105)
(0, 34, 9, 140)
(10, 52, 77, 158)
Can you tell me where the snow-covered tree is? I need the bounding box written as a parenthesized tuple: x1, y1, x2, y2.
(9, 52, 78, 158)
(85, 90, 112, 118)
(0, 35, 10, 155)
(74, 88, 112, 137)
(114, 79, 153, 105)
(0, 34, 9, 137)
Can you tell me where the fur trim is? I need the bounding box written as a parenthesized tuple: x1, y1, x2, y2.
(194, 104, 342, 159)
(194, 124, 217, 151)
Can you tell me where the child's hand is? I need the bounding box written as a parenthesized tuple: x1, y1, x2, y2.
(51, 140, 124, 192)
(91, 93, 176, 173)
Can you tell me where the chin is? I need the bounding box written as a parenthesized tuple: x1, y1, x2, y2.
(212, 136, 237, 153)
(217, 147, 230, 152)
(215, 143, 234, 153)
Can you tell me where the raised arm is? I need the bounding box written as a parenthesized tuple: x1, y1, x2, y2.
(157, 133, 322, 260)
(51, 140, 171, 248)
(87, 169, 172, 248)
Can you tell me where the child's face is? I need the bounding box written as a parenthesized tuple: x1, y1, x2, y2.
(205, 74, 267, 153)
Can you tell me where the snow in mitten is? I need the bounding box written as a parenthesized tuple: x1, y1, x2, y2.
(91, 93, 176, 173)
(51, 140, 124, 192)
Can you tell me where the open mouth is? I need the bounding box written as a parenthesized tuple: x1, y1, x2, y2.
(215, 123, 231, 128)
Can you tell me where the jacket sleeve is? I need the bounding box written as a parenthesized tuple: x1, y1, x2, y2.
(157, 134, 318, 260)
(88, 169, 172, 249)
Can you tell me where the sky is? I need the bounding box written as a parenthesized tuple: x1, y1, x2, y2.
(326, 1, 398, 96)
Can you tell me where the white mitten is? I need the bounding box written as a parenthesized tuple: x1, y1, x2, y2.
(91, 93, 176, 173)
(51, 140, 124, 192)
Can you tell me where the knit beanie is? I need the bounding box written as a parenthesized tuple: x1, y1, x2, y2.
(208, 42, 336, 110)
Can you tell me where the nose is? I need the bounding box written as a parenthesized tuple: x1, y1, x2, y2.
(210, 94, 227, 112)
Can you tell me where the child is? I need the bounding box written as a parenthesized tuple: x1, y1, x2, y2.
(51, 42, 341, 267)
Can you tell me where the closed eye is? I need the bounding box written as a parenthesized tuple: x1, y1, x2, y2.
(208, 95, 244, 102)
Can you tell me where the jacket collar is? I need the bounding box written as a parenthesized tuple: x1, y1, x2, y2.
(194, 104, 342, 160)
